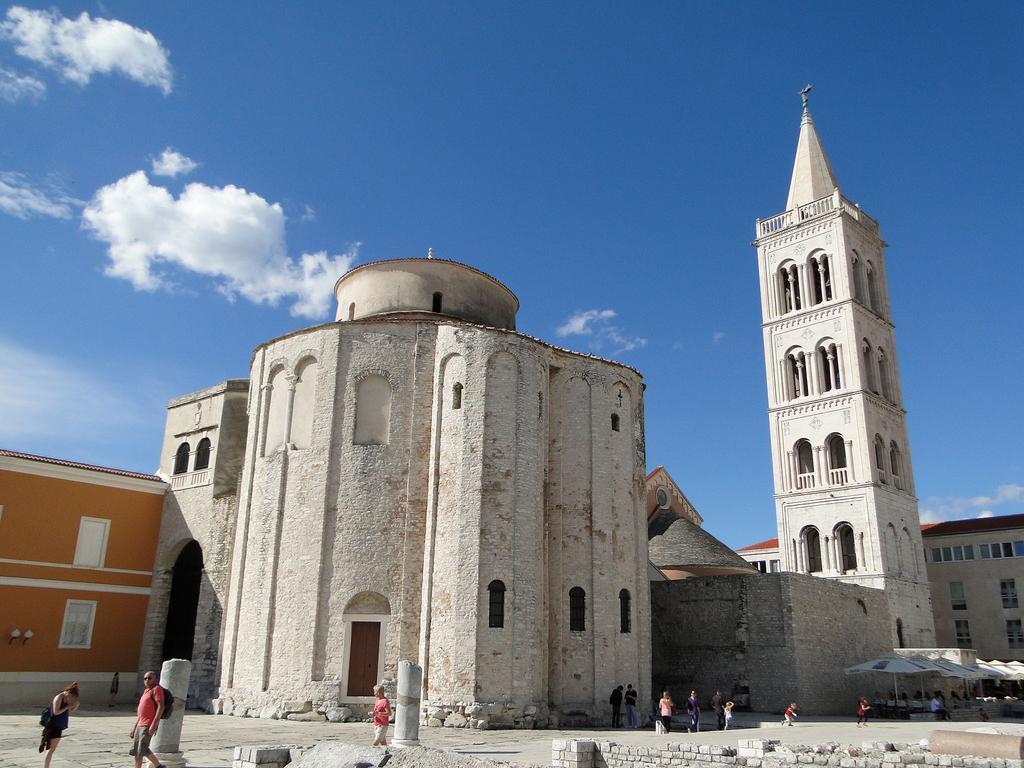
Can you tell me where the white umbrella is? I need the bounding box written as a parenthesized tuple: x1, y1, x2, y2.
(845, 656, 943, 701)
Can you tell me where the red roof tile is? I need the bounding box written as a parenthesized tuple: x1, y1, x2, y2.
(920, 514, 1024, 537)
(737, 537, 779, 552)
(0, 448, 164, 484)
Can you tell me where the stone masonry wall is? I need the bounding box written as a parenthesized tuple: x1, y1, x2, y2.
(551, 738, 1024, 768)
(651, 573, 890, 715)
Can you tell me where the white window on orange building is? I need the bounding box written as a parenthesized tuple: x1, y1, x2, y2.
(73, 517, 110, 568)
(59, 600, 96, 648)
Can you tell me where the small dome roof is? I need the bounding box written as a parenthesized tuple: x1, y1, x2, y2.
(649, 516, 756, 579)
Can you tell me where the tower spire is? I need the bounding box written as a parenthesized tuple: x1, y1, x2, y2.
(785, 84, 839, 210)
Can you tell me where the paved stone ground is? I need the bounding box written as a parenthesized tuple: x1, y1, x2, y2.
(3, 707, 1024, 768)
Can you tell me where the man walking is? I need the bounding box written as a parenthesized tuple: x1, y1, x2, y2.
(712, 689, 725, 730)
(130, 671, 165, 768)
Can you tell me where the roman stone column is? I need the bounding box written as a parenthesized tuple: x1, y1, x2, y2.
(392, 660, 423, 747)
(152, 658, 192, 768)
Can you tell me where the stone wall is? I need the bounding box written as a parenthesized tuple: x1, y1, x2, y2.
(551, 738, 1024, 768)
(651, 573, 891, 715)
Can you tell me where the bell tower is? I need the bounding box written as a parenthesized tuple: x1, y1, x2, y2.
(753, 88, 935, 648)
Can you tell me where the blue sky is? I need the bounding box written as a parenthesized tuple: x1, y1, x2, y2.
(1, 2, 1021, 548)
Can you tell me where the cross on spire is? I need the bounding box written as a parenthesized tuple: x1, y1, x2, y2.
(800, 83, 812, 110)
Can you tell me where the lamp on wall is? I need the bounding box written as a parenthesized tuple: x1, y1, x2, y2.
(8, 629, 21, 645)
(22, 630, 33, 645)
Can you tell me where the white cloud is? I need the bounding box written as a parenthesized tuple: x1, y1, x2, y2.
(1, 6, 172, 93)
(920, 483, 1024, 524)
(301, 204, 316, 222)
(556, 308, 646, 355)
(556, 309, 617, 337)
(712, 331, 726, 344)
(0, 171, 81, 219)
(151, 148, 198, 177)
(0, 65, 44, 101)
(0, 337, 148, 442)
(82, 171, 357, 319)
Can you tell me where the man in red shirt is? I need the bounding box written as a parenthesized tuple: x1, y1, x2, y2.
(129, 671, 165, 768)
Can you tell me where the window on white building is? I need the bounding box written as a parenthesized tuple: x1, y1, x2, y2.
(59, 600, 97, 649)
(1007, 620, 1024, 649)
(1002, 579, 1019, 609)
(955, 620, 972, 649)
(73, 517, 110, 568)
(950, 582, 967, 610)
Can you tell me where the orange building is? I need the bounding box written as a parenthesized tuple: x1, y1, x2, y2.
(0, 449, 166, 706)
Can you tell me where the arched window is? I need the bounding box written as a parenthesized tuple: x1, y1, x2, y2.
(890, 441, 903, 490)
(452, 382, 463, 410)
(851, 253, 862, 303)
(619, 589, 631, 633)
(611, 413, 620, 432)
(262, 366, 289, 456)
(173, 442, 191, 475)
(193, 437, 211, 471)
(291, 357, 318, 449)
(896, 618, 905, 648)
(821, 255, 832, 301)
(347, 303, 355, 320)
(488, 580, 505, 628)
(569, 587, 586, 632)
(804, 527, 822, 573)
(866, 261, 881, 313)
(780, 264, 801, 312)
(787, 351, 809, 399)
(837, 523, 857, 571)
(874, 435, 887, 484)
(877, 349, 893, 402)
(862, 341, 877, 393)
(432, 292, 443, 313)
(809, 256, 824, 306)
(818, 342, 841, 392)
(354, 374, 392, 445)
(827, 433, 848, 485)
(796, 439, 814, 489)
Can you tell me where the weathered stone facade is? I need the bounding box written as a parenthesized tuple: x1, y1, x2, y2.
(651, 573, 891, 715)
(145, 258, 652, 727)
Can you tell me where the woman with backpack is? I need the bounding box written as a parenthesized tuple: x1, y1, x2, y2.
(40, 682, 80, 767)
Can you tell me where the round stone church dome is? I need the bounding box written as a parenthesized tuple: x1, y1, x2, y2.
(334, 257, 519, 330)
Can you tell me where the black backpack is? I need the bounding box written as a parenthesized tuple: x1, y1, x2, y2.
(151, 685, 174, 719)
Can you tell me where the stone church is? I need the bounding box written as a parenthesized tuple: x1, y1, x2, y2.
(141, 256, 652, 727)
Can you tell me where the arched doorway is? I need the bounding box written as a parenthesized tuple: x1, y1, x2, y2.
(342, 592, 390, 699)
(162, 540, 203, 661)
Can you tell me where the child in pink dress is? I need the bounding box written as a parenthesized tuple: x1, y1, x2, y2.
(372, 685, 391, 746)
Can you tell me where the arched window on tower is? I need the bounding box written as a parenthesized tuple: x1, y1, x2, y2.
(877, 348, 893, 402)
(452, 382, 463, 410)
(809, 255, 824, 306)
(836, 523, 858, 572)
(780, 264, 801, 312)
(487, 580, 505, 628)
(804, 527, 822, 573)
(569, 587, 586, 632)
(818, 342, 842, 392)
(866, 261, 881, 313)
(611, 413, 620, 432)
(890, 441, 903, 491)
(354, 374, 393, 445)
(862, 341, 878, 394)
(194, 437, 211, 471)
(348, 302, 355, 321)
(875, 435, 888, 484)
(432, 292, 443, 313)
(826, 433, 848, 485)
(619, 589, 631, 633)
(173, 442, 191, 475)
(795, 439, 815, 489)
(851, 253, 862, 303)
(822, 255, 833, 301)
(787, 350, 810, 399)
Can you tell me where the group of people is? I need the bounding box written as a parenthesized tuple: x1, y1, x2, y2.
(39, 671, 167, 768)
(654, 689, 735, 733)
(608, 684, 640, 727)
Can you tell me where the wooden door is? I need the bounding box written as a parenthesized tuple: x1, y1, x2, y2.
(347, 621, 380, 696)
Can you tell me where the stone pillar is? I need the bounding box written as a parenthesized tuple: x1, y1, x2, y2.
(151, 658, 192, 768)
(392, 660, 422, 747)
